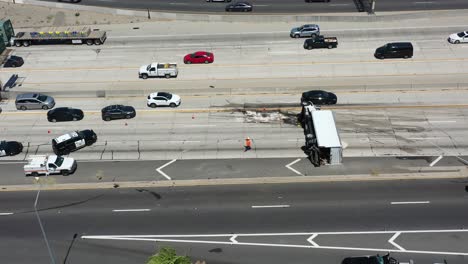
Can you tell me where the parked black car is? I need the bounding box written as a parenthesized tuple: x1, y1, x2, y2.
(0, 140, 23, 157)
(47, 107, 84, 122)
(225, 1, 252, 11)
(101, 105, 136, 121)
(3, 56, 24, 68)
(52, 129, 97, 155)
(374, 42, 413, 59)
(301, 90, 337, 105)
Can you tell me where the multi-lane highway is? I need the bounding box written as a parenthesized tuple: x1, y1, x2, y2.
(41, 0, 468, 13)
(2, 20, 468, 161)
(1, 180, 467, 264)
(2, 4, 468, 264)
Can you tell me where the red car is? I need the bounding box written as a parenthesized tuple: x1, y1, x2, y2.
(184, 51, 214, 64)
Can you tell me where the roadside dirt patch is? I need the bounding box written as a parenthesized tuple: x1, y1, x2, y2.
(0, 2, 145, 28)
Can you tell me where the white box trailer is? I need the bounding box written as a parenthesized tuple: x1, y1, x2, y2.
(311, 110, 342, 165)
(24, 155, 77, 176)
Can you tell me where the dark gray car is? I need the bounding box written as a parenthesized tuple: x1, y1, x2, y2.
(15, 93, 55, 110)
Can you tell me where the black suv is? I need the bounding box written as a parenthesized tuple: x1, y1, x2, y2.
(0, 140, 23, 157)
(47, 107, 84, 122)
(101, 105, 136, 121)
(3, 56, 24, 68)
(301, 90, 337, 105)
(52, 130, 97, 155)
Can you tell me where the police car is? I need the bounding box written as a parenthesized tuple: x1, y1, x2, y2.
(0, 140, 23, 157)
(52, 130, 97, 155)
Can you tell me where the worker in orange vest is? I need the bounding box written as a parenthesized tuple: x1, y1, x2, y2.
(244, 137, 252, 152)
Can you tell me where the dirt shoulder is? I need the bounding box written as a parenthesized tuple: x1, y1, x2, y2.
(0, 2, 148, 28)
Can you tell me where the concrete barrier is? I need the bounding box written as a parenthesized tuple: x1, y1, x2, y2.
(1, 0, 467, 23)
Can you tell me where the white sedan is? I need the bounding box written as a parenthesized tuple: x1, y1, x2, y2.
(448, 31, 468, 44)
(147, 92, 181, 108)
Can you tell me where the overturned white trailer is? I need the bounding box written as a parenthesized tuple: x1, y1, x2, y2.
(300, 103, 342, 166)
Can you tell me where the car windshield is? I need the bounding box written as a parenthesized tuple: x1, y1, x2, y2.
(297, 26, 304, 31)
(457, 32, 466, 37)
(146, 64, 152, 71)
(37, 95, 48, 102)
(54, 156, 64, 166)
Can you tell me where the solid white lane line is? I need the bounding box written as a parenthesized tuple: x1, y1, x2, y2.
(413, 1, 434, 4)
(251, 205, 290, 208)
(429, 120, 456, 123)
(156, 159, 177, 180)
(0, 212, 14, 216)
(391, 201, 430, 205)
(81, 236, 468, 256)
(285, 158, 303, 176)
(388, 232, 405, 251)
(112, 209, 151, 212)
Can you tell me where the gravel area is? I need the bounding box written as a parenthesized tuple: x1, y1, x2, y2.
(0, 2, 149, 28)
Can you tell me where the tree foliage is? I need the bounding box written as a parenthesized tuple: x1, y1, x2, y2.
(147, 247, 192, 264)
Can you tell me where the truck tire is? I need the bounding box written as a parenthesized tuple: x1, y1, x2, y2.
(32, 172, 38, 177)
(15, 41, 22, 47)
(61, 170, 70, 176)
(142, 74, 148, 79)
(86, 39, 93, 45)
(165, 74, 171, 79)
(23, 41, 30, 47)
(94, 39, 102, 45)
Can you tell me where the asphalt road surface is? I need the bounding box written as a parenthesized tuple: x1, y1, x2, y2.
(42, 0, 468, 13)
(1, 180, 467, 264)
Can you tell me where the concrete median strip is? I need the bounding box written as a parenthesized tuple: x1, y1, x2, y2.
(0, 170, 466, 192)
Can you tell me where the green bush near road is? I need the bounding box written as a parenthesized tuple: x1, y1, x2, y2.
(146, 247, 191, 264)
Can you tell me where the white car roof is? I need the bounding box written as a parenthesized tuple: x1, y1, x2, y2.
(54, 131, 79, 144)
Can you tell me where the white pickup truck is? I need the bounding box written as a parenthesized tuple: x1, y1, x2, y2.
(24, 155, 77, 176)
(139, 62, 178, 79)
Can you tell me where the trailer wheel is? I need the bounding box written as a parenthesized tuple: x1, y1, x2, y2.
(15, 41, 22, 47)
(61, 170, 70, 176)
(94, 39, 102, 45)
(165, 74, 171, 79)
(23, 41, 30, 47)
(86, 39, 93, 45)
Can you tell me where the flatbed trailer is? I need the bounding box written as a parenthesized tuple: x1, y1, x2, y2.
(10, 26, 107, 47)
